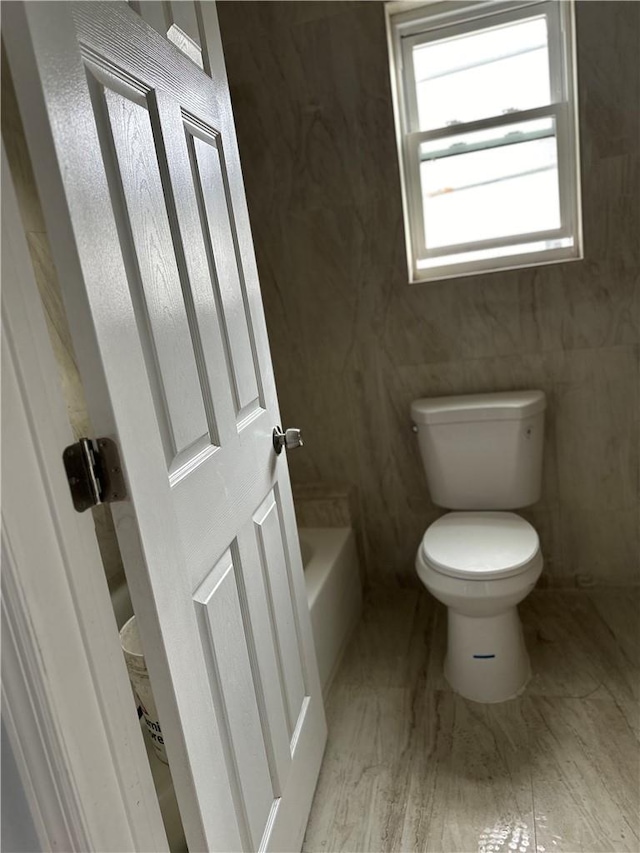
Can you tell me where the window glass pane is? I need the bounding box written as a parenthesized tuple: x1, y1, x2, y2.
(419, 119, 561, 249)
(413, 17, 551, 131)
(416, 236, 574, 270)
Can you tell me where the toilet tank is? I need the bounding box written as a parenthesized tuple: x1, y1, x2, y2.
(411, 391, 546, 510)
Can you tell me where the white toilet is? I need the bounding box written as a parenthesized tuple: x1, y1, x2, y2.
(411, 390, 546, 704)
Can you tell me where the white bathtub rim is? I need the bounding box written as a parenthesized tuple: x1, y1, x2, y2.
(298, 527, 353, 608)
(298, 526, 363, 697)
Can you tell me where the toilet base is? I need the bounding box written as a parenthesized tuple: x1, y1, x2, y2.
(444, 606, 530, 703)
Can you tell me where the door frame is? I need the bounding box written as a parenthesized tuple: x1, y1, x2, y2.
(1, 141, 169, 852)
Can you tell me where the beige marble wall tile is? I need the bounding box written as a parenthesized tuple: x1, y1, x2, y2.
(581, 158, 640, 273)
(552, 347, 639, 512)
(383, 272, 543, 367)
(528, 262, 640, 354)
(277, 367, 360, 486)
(561, 506, 640, 586)
(218, 1, 640, 586)
(518, 507, 565, 585)
(576, 1, 640, 163)
(292, 482, 369, 582)
(550, 344, 640, 583)
(293, 486, 352, 529)
(288, 6, 400, 216)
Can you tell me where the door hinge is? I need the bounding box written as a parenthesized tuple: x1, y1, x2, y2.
(62, 437, 127, 512)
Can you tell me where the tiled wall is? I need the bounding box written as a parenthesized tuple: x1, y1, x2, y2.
(219, 1, 639, 587)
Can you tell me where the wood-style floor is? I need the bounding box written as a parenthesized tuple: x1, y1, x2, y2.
(303, 587, 640, 853)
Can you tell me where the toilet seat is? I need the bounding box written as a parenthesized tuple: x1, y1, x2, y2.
(420, 511, 540, 581)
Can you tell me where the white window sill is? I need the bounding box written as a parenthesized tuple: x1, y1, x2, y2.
(409, 246, 583, 284)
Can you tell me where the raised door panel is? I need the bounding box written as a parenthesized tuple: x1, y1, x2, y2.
(148, 89, 240, 450)
(188, 130, 262, 424)
(91, 71, 271, 481)
(165, 2, 203, 69)
(194, 548, 275, 851)
(127, 1, 168, 39)
(98, 86, 217, 475)
(253, 491, 307, 741)
(235, 520, 293, 795)
(127, 1, 203, 70)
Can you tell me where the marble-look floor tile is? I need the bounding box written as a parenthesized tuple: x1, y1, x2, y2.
(305, 686, 538, 853)
(587, 587, 640, 668)
(395, 688, 454, 853)
(614, 698, 640, 742)
(415, 595, 449, 695)
(305, 588, 640, 853)
(527, 695, 640, 853)
(408, 589, 639, 707)
(303, 684, 443, 853)
(419, 696, 535, 853)
(586, 587, 640, 737)
(336, 587, 426, 689)
(520, 591, 635, 703)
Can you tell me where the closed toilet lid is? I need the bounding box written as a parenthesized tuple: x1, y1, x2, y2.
(421, 512, 540, 580)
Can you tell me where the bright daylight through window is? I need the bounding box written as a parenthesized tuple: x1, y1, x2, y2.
(388, 0, 582, 282)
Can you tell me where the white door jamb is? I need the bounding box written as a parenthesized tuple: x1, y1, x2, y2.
(1, 141, 169, 853)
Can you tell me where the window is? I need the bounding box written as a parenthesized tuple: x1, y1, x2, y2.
(387, 1, 582, 282)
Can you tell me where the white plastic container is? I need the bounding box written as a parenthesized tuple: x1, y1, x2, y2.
(119, 615, 168, 764)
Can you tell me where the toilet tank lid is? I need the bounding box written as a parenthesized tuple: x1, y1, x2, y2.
(411, 390, 546, 425)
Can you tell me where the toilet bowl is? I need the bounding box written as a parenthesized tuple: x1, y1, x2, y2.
(410, 390, 547, 704)
(416, 512, 542, 703)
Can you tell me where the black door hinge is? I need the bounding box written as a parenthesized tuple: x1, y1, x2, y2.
(62, 437, 127, 512)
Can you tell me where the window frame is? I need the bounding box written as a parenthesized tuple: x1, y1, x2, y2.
(387, 0, 582, 283)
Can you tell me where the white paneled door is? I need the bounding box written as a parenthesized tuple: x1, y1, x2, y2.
(3, 3, 326, 851)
